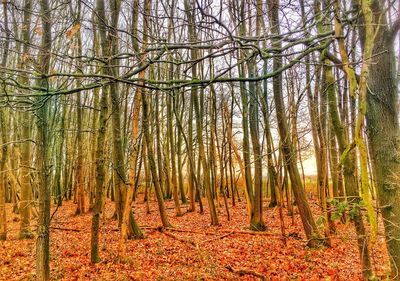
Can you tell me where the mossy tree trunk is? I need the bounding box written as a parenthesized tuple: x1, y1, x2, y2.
(356, 0, 400, 277)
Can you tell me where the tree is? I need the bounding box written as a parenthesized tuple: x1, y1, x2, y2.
(357, 0, 400, 277)
(90, 0, 110, 263)
(0, 0, 11, 241)
(247, 0, 266, 231)
(267, 0, 322, 246)
(184, 0, 218, 226)
(73, 1, 85, 216)
(142, 93, 171, 227)
(19, 0, 34, 239)
(36, 0, 52, 278)
(0, 0, 398, 279)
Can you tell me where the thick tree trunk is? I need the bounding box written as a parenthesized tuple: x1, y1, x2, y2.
(362, 3, 400, 276)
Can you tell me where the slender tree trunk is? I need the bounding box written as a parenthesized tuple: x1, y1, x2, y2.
(142, 93, 171, 227)
(119, 0, 150, 257)
(223, 99, 251, 221)
(0, 108, 7, 241)
(120, 91, 144, 258)
(91, 0, 110, 263)
(325, 58, 373, 278)
(75, 89, 85, 214)
(184, 0, 218, 225)
(268, 0, 322, 246)
(155, 93, 166, 198)
(142, 140, 151, 213)
(175, 91, 187, 204)
(89, 87, 100, 210)
(167, 91, 182, 216)
(187, 90, 196, 212)
(18, 0, 34, 239)
(248, 57, 265, 231)
(36, 0, 52, 278)
(260, 60, 278, 210)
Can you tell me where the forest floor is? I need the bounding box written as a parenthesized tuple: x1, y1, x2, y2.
(0, 194, 390, 280)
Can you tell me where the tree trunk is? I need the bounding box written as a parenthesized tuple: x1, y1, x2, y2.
(248, 57, 265, 231)
(91, 0, 109, 263)
(18, 0, 34, 239)
(325, 59, 373, 278)
(184, 0, 218, 225)
(142, 93, 171, 227)
(75, 89, 85, 214)
(360, 1, 400, 277)
(0, 109, 7, 240)
(36, 0, 52, 278)
(268, 0, 322, 246)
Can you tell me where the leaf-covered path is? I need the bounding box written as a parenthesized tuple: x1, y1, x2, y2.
(0, 196, 389, 280)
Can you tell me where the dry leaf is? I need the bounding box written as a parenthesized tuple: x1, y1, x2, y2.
(66, 23, 81, 39)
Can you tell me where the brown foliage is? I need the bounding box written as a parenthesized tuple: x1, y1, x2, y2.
(0, 195, 390, 280)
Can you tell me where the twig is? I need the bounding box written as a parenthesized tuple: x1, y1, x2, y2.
(158, 228, 196, 247)
(139, 226, 286, 239)
(165, 227, 283, 237)
(50, 203, 61, 222)
(164, 227, 205, 235)
(198, 231, 234, 245)
(50, 227, 81, 232)
(225, 264, 268, 280)
(217, 229, 283, 237)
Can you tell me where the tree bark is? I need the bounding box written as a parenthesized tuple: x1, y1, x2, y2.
(268, 0, 322, 246)
(358, 1, 400, 277)
(142, 93, 171, 227)
(18, 0, 34, 239)
(36, 0, 52, 278)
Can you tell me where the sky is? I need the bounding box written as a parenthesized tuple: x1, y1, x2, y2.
(301, 155, 317, 176)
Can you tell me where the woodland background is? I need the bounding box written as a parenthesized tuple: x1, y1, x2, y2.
(0, 0, 399, 280)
